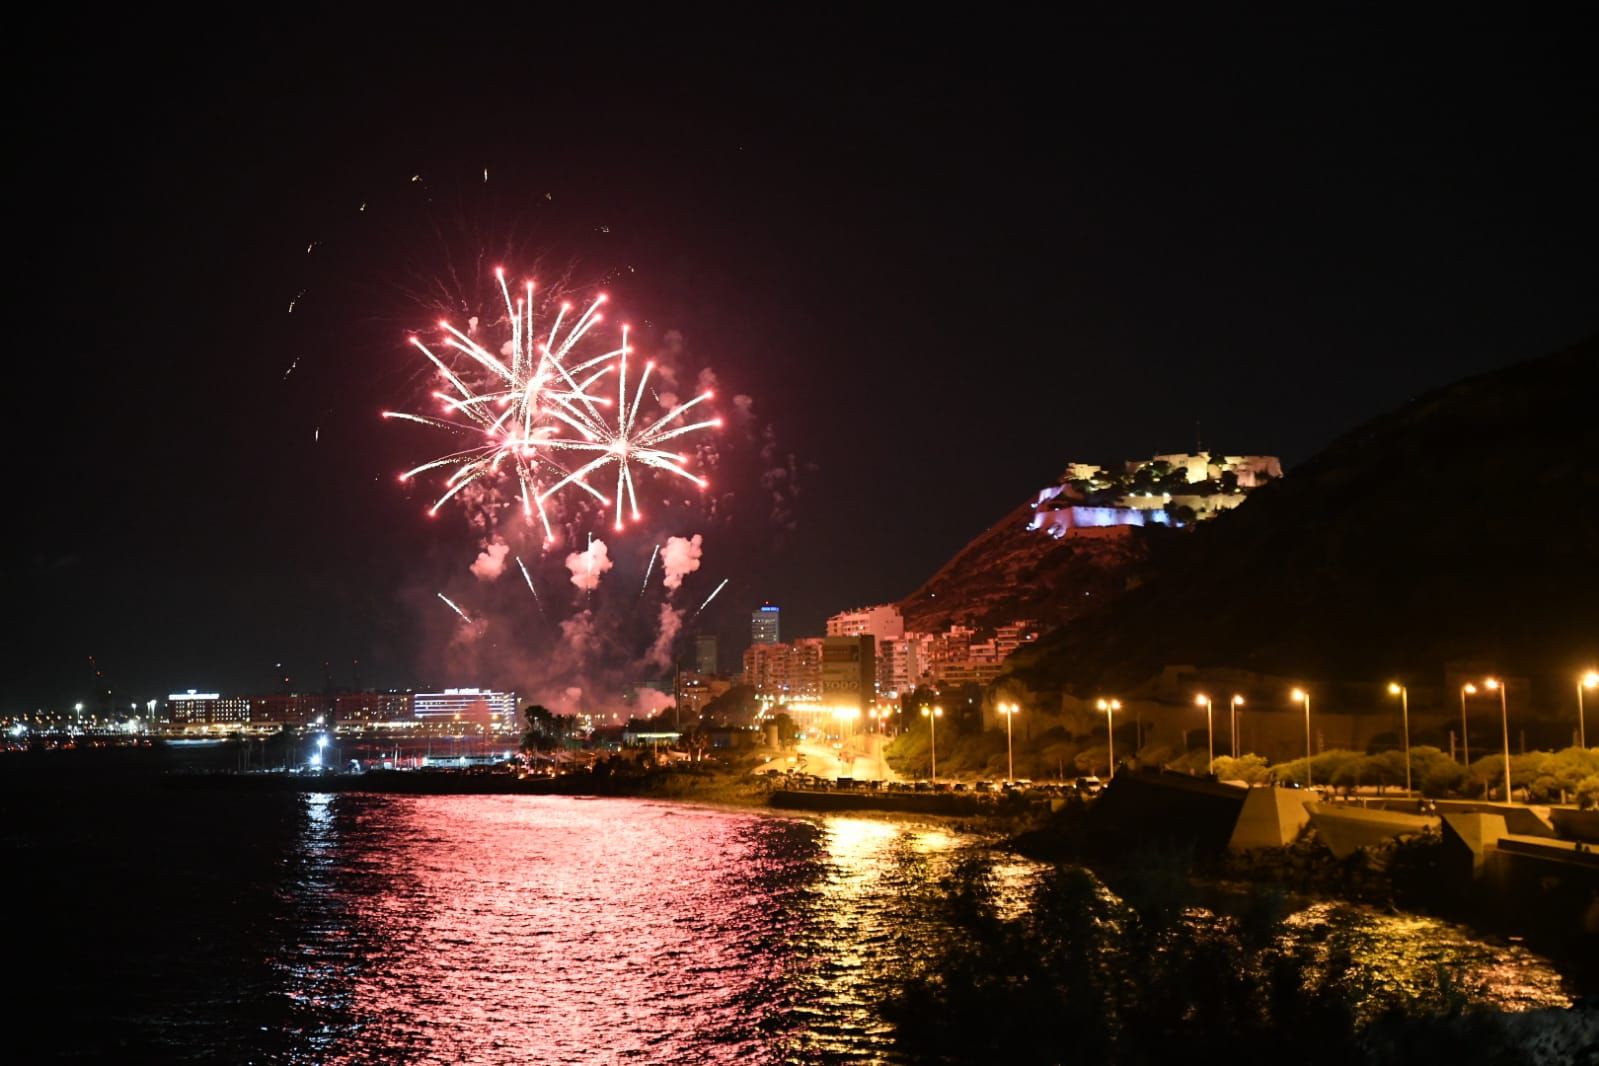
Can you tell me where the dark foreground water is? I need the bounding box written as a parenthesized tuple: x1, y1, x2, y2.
(5, 788, 1580, 1062)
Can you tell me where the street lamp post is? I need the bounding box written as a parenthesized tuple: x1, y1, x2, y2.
(1388, 682, 1412, 794)
(1460, 683, 1476, 766)
(1195, 694, 1214, 767)
(1485, 678, 1512, 804)
(1096, 698, 1122, 779)
(998, 702, 1020, 782)
(1292, 689, 1312, 789)
(920, 704, 943, 783)
(1579, 671, 1597, 750)
(1230, 695, 1245, 758)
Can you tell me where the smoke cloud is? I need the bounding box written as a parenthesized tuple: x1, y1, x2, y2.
(659, 534, 703, 591)
(564, 539, 613, 591)
(634, 688, 674, 717)
(469, 536, 510, 581)
(647, 602, 683, 669)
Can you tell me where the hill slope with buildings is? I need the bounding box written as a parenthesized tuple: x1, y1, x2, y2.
(1002, 336, 1599, 700)
(896, 502, 1158, 634)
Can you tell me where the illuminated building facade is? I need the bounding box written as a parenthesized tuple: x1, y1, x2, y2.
(825, 604, 905, 642)
(334, 691, 415, 724)
(821, 635, 876, 714)
(249, 693, 336, 727)
(1030, 451, 1282, 535)
(751, 604, 781, 645)
(165, 690, 251, 726)
(741, 638, 823, 703)
(675, 672, 732, 720)
(413, 688, 518, 731)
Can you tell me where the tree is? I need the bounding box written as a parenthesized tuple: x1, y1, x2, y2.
(521, 704, 555, 752)
(1211, 754, 1269, 785)
(769, 712, 798, 746)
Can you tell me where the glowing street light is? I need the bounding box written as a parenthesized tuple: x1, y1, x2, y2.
(920, 704, 944, 783)
(1194, 693, 1214, 767)
(1291, 689, 1312, 788)
(998, 701, 1020, 782)
(1484, 678, 1512, 804)
(1578, 671, 1597, 750)
(1096, 698, 1122, 779)
(1230, 695, 1245, 759)
(1460, 682, 1477, 766)
(1387, 682, 1411, 793)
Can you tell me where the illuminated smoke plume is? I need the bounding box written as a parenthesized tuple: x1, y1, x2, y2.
(732, 394, 755, 433)
(469, 536, 510, 581)
(564, 539, 613, 591)
(634, 687, 674, 718)
(659, 534, 703, 591)
(647, 602, 683, 670)
(559, 610, 597, 657)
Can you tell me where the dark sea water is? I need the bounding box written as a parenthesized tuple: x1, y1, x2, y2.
(5, 786, 1579, 1063)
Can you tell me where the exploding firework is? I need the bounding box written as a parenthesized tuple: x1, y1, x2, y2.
(537, 335, 721, 532)
(384, 269, 719, 540)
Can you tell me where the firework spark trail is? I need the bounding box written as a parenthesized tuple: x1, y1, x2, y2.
(638, 543, 660, 597)
(516, 556, 549, 623)
(689, 577, 729, 620)
(386, 268, 721, 540)
(436, 592, 473, 624)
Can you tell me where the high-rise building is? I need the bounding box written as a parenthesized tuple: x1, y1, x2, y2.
(695, 634, 718, 675)
(742, 641, 790, 697)
(751, 604, 781, 645)
(821, 635, 877, 713)
(790, 638, 824, 701)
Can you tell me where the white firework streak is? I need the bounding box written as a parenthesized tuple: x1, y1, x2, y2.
(690, 578, 729, 620)
(537, 334, 723, 531)
(383, 269, 624, 541)
(516, 555, 549, 623)
(639, 543, 660, 598)
(436, 592, 473, 624)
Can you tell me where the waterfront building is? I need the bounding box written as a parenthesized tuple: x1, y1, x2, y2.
(165, 690, 251, 726)
(334, 691, 414, 725)
(249, 693, 336, 727)
(821, 635, 877, 715)
(413, 688, 518, 731)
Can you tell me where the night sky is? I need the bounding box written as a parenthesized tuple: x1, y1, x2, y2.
(9, 19, 1596, 709)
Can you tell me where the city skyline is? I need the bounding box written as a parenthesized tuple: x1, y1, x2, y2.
(8, 21, 1597, 712)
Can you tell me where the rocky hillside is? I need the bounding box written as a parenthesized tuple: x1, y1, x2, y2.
(1003, 337, 1599, 695)
(897, 502, 1164, 633)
